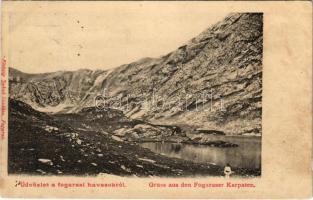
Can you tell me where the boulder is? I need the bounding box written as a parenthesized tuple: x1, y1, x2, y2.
(38, 158, 53, 166)
(112, 135, 124, 142)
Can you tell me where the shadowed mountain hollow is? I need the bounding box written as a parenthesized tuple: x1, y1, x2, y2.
(9, 13, 263, 135)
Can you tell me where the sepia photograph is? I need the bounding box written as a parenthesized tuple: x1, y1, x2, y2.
(7, 8, 263, 178)
(1, 0, 313, 198)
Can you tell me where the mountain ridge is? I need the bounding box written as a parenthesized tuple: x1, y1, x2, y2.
(9, 13, 263, 135)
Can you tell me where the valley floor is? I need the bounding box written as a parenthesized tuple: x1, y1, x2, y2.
(8, 99, 260, 177)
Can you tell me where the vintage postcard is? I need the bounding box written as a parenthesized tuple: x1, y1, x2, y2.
(0, 1, 312, 198)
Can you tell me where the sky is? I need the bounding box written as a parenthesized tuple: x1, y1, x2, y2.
(4, 2, 228, 73)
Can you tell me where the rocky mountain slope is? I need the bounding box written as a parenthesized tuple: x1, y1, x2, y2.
(9, 13, 263, 135)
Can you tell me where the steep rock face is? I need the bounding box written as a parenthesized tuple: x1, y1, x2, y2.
(9, 13, 263, 135)
(9, 68, 109, 112)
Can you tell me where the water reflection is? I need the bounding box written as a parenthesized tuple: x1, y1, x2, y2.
(140, 136, 261, 169)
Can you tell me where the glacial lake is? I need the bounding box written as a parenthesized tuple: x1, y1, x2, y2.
(139, 136, 261, 169)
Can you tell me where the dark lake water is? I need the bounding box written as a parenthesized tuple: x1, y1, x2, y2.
(139, 136, 261, 169)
